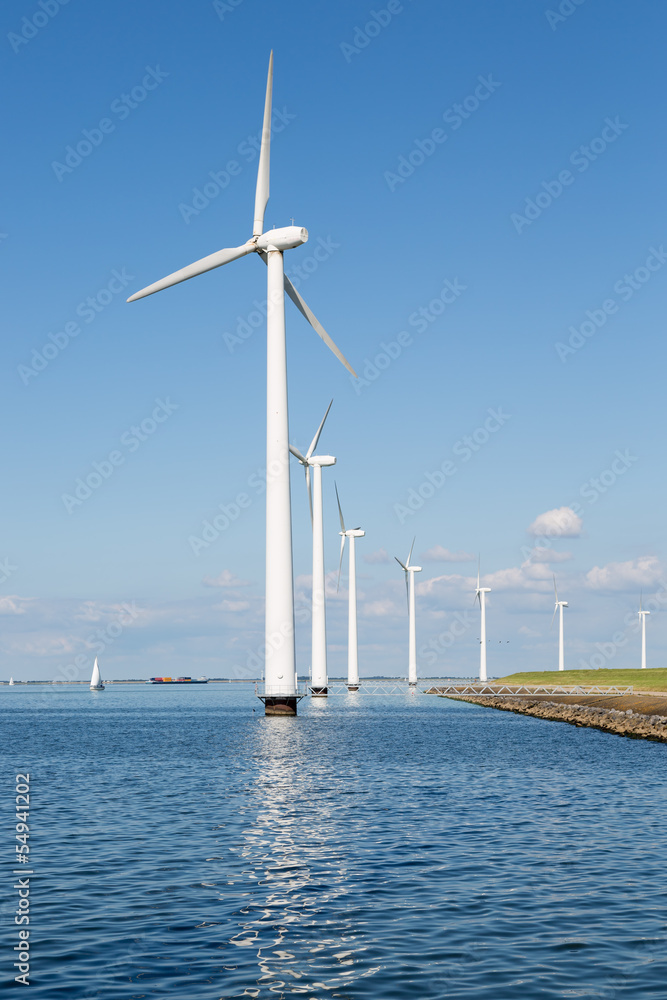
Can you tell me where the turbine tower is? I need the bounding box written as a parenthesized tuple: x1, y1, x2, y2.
(395, 540, 422, 686)
(475, 560, 491, 683)
(638, 592, 650, 670)
(551, 576, 568, 672)
(290, 401, 336, 697)
(335, 484, 365, 691)
(126, 53, 355, 716)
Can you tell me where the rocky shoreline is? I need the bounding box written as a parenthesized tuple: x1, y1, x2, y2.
(447, 694, 667, 742)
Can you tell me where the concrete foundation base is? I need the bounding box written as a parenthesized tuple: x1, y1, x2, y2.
(347, 685, 359, 692)
(264, 697, 298, 717)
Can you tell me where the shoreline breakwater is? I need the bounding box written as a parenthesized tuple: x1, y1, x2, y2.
(444, 694, 667, 742)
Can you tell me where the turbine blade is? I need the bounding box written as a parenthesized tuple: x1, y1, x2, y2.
(477, 554, 480, 592)
(127, 243, 255, 302)
(257, 252, 357, 376)
(640, 589, 643, 612)
(405, 570, 409, 612)
(337, 533, 346, 592)
(406, 537, 415, 569)
(553, 574, 558, 603)
(253, 51, 273, 237)
(394, 557, 407, 572)
(283, 275, 357, 377)
(334, 481, 346, 532)
(305, 465, 313, 526)
(289, 444, 307, 464)
(306, 399, 333, 459)
(550, 605, 557, 629)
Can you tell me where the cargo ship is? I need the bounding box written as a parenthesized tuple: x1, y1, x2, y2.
(146, 676, 208, 684)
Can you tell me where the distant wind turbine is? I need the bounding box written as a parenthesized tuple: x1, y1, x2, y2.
(126, 53, 355, 716)
(551, 576, 568, 672)
(335, 484, 364, 691)
(638, 591, 650, 670)
(290, 402, 336, 697)
(475, 559, 491, 683)
(395, 540, 422, 686)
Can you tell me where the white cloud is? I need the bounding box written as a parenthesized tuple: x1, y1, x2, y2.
(362, 599, 398, 617)
(528, 548, 573, 564)
(585, 556, 662, 592)
(519, 625, 541, 637)
(528, 507, 583, 538)
(421, 546, 476, 563)
(363, 548, 390, 564)
(0, 596, 31, 616)
(202, 570, 249, 588)
(218, 599, 250, 612)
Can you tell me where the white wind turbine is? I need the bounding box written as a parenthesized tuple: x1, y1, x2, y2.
(290, 401, 336, 697)
(127, 53, 355, 716)
(395, 540, 422, 686)
(335, 484, 364, 691)
(475, 559, 491, 683)
(638, 592, 650, 670)
(551, 575, 568, 672)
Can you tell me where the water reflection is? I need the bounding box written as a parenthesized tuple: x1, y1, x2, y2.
(219, 713, 377, 996)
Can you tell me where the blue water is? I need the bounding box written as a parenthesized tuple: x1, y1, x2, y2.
(2, 684, 667, 998)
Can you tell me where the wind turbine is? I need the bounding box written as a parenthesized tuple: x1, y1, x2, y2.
(551, 576, 568, 672)
(290, 401, 336, 697)
(475, 559, 491, 683)
(638, 592, 650, 670)
(395, 540, 422, 686)
(126, 53, 355, 716)
(335, 484, 364, 691)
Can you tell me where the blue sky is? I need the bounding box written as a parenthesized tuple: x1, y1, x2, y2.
(2, 0, 667, 681)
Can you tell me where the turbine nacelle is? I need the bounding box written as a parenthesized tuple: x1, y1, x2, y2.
(256, 226, 308, 252)
(308, 455, 336, 468)
(341, 528, 365, 538)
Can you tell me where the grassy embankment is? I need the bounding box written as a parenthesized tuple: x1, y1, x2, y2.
(493, 668, 667, 692)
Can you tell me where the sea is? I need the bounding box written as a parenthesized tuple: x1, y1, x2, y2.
(2, 682, 666, 998)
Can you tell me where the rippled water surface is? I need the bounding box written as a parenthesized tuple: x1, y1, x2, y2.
(2, 683, 667, 998)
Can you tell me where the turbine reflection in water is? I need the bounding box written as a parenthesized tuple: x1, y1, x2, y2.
(222, 718, 378, 994)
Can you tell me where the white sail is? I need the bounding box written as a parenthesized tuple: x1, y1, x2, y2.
(9, 677, 14, 685)
(90, 658, 104, 690)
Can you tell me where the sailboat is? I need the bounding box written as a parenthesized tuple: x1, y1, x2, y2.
(8, 677, 14, 686)
(90, 658, 104, 692)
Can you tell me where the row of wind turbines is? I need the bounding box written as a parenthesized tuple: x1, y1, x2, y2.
(121, 52, 650, 714)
